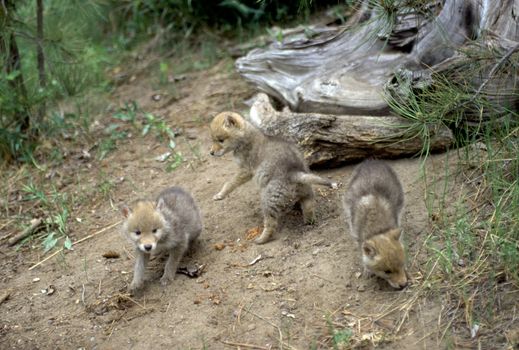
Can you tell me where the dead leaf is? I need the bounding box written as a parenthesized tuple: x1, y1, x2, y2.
(209, 294, 221, 305)
(47, 285, 56, 296)
(245, 227, 262, 240)
(102, 251, 120, 259)
(213, 243, 226, 251)
(375, 318, 396, 330)
(176, 264, 205, 278)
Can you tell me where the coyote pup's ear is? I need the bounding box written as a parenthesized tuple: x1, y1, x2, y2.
(156, 198, 165, 211)
(362, 241, 377, 258)
(121, 204, 131, 218)
(388, 228, 402, 240)
(224, 114, 238, 128)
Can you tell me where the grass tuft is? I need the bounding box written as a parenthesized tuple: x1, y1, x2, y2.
(384, 39, 519, 348)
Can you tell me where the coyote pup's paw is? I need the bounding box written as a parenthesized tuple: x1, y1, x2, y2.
(213, 192, 225, 201)
(160, 275, 173, 286)
(362, 266, 374, 278)
(128, 282, 143, 296)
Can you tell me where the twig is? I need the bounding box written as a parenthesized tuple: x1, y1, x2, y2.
(473, 43, 519, 98)
(107, 310, 127, 340)
(233, 300, 245, 333)
(120, 294, 146, 309)
(243, 308, 299, 350)
(81, 284, 86, 305)
(0, 219, 15, 240)
(457, 42, 519, 110)
(8, 218, 43, 246)
(28, 220, 122, 270)
(0, 290, 11, 305)
(221, 340, 271, 350)
(311, 273, 335, 284)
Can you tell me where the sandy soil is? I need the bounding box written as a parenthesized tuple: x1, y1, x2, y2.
(0, 58, 459, 350)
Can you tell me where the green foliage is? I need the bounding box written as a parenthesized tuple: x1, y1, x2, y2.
(1, 0, 341, 165)
(21, 180, 72, 252)
(325, 315, 352, 349)
(0, 0, 113, 163)
(387, 42, 519, 341)
(107, 0, 341, 45)
(106, 101, 186, 170)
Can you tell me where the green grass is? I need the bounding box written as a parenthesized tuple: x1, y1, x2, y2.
(20, 180, 73, 253)
(385, 41, 519, 347)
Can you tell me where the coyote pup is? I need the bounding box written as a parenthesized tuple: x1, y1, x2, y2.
(121, 187, 202, 294)
(209, 111, 337, 244)
(343, 159, 407, 289)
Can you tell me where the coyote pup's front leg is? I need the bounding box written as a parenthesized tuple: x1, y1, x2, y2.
(160, 243, 187, 286)
(129, 251, 149, 294)
(213, 170, 252, 200)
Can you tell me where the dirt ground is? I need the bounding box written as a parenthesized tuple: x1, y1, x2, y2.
(1, 57, 465, 349)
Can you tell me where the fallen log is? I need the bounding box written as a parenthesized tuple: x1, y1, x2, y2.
(249, 93, 454, 166)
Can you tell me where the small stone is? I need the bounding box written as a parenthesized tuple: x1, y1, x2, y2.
(32, 278, 40, 283)
(213, 243, 225, 251)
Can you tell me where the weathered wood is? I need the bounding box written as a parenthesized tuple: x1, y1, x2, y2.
(249, 93, 454, 166)
(236, 22, 405, 115)
(236, 0, 519, 119)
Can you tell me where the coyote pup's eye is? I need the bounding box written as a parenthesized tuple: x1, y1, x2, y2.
(152, 228, 158, 233)
(217, 138, 224, 143)
(135, 230, 141, 236)
(384, 270, 392, 274)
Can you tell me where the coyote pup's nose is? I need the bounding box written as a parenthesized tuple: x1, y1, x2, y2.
(144, 244, 152, 251)
(210, 150, 215, 156)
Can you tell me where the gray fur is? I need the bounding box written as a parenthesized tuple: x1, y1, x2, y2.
(211, 112, 336, 244)
(122, 186, 202, 294)
(343, 159, 404, 242)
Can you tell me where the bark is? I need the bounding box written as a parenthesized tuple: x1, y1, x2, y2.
(1, 0, 31, 131)
(36, 0, 46, 122)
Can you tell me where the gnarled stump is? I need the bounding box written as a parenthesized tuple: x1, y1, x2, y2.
(237, 0, 519, 128)
(249, 93, 454, 167)
(235, 0, 518, 165)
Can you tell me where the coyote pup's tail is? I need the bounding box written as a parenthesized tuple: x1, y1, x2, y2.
(291, 172, 338, 189)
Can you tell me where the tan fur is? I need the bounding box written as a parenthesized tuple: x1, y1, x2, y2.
(209, 111, 337, 244)
(121, 187, 202, 295)
(343, 160, 408, 289)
